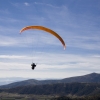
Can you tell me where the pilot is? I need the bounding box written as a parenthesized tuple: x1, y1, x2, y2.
(31, 63, 36, 70)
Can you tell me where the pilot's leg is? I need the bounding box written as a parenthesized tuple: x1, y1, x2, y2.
(32, 66, 35, 70)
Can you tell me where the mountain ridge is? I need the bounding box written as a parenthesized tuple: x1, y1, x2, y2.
(61, 72, 100, 82)
(0, 72, 100, 89)
(1, 82, 100, 96)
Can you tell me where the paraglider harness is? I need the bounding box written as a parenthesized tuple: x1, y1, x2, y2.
(31, 63, 36, 70)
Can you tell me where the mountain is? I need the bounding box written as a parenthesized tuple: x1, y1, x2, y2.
(1, 83, 100, 96)
(61, 72, 100, 83)
(0, 73, 100, 89)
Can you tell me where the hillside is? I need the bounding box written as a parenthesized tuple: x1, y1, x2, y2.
(0, 73, 100, 89)
(61, 72, 100, 83)
(1, 83, 100, 96)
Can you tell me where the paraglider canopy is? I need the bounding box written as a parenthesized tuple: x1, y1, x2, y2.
(20, 25, 66, 49)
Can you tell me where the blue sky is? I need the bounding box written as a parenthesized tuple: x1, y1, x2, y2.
(0, 0, 100, 79)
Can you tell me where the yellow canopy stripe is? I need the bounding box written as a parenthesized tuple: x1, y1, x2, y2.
(20, 25, 66, 49)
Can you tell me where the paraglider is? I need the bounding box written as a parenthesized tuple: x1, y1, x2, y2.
(20, 25, 66, 70)
(31, 63, 36, 70)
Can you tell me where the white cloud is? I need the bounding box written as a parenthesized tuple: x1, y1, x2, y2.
(34, 2, 60, 8)
(0, 35, 20, 46)
(24, 2, 30, 6)
(0, 55, 31, 59)
(0, 17, 20, 23)
(0, 53, 100, 70)
(65, 35, 100, 50)
(0, 52, 100, 79)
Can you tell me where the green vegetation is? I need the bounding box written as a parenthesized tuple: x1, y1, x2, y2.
(0, 93, 55, 100)
(2, 83, 100, 96)
(0, 93, 100, 100)
(51, 95, 100, 100)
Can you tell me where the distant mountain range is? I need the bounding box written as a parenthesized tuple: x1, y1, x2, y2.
(0, 73, 100, 96)
(0, 72, 100, 89)
(0, 77, 28, 85)
(2, 82, 100, 96)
